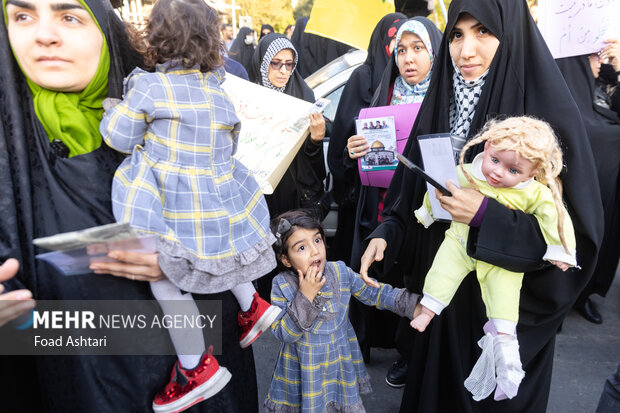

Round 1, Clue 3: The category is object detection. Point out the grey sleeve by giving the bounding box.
[286,292,327,331]
[393,289,419,320]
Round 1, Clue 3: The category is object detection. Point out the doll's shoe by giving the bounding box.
[238,292,282,348]
[153,347,231,413]
[493,334,525,400]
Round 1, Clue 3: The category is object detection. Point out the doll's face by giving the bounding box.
[481,141,538,188]
[280,228,327,277]
[449,13,499,81]
[5,0,103,92]
[396,32,431,86]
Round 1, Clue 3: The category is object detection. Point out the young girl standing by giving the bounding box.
[409,117,578,401]
[99,1,279,411]
[265,209,419,413]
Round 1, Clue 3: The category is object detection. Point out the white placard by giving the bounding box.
[538,0,620,59]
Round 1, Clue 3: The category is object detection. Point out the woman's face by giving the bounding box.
[449,13,499,81]
[5,0,103,92]
[396,31,431,86]
[268,48,294,88]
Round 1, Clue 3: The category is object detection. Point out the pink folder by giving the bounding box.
[358,103,421,188]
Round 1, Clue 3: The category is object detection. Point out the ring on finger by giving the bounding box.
[350,149,355,155]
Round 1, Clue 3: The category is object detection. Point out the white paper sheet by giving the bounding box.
[417,134,460,221]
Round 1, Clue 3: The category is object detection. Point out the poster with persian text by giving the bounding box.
[538,0,620,59]
[221,74,313,194]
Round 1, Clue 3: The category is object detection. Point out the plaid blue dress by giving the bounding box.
[265,261,418,413]
[100,62,275,293]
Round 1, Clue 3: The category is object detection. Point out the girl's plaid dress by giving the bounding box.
[100,62,275,293]
[265,261,418,413]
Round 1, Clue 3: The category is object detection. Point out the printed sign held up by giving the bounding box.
[221,74,314,195]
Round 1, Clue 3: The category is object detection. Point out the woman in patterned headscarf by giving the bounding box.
[344,16,442,386]
[250,33,327,298]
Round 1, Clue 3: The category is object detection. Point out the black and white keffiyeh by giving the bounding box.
[260,37,298,92]
[449,58,488,159]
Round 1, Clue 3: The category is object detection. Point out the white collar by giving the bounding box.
[471,153,534,189]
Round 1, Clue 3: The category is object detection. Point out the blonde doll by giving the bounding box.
[410,116,577,401]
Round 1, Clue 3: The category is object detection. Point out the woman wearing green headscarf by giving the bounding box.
[0,0,260,411]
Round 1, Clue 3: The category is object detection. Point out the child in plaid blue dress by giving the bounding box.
[265,210,420,413]
[99,1,280,412]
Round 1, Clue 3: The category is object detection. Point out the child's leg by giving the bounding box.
[150,279,205,369]
[412,225,475,332]
[233,282,282,348]
[230,282,256,312]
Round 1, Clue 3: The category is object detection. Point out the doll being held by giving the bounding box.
[410,116,578,401]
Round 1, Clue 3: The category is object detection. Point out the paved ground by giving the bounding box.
[254,265,620,412]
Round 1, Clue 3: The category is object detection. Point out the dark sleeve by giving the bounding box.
[326,66,373,185]
[294,137,326,206]
[466,198,548,272]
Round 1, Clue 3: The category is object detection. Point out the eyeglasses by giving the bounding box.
[270,60,294,71]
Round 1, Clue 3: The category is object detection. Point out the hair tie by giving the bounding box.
[274,218,292,250]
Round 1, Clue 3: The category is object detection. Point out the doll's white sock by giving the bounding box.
[231,282,257,312]
[150,279,205,369]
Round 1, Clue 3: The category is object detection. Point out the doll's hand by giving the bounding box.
[551,260,570,272]
[309,112,326,143]
[298,265,326,303]
[347,135,369,159]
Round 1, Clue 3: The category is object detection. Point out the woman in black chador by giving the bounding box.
[556,47,620,325]
[0,0,259,411]
[359,0,604,411]
[229,26,255,75]
[327,12,406,267]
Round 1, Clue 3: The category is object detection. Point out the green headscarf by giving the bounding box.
[3,0,110,157]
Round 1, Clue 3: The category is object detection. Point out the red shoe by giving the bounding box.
[238,292,282,348]
[152,347,231,413]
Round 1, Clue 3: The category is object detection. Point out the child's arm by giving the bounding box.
[347,265,419,319]
[99,71,152,154]
[414,192,435,228]
[269,269,326,344]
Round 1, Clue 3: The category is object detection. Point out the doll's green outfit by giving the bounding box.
[414,153,577,332]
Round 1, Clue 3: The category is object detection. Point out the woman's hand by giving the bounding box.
[347,135,369,159]
[309,112,326,143]
[0,258,35,327]
[89,251,164,282]
[436,181,485,225]
[298,265,326,302]
[602,38,620,72]
[359,238,387,288]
